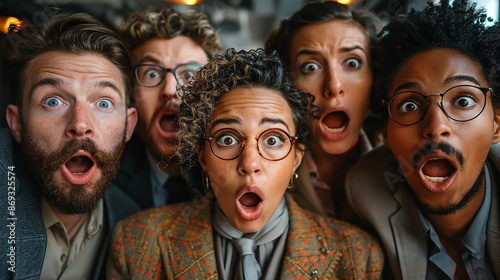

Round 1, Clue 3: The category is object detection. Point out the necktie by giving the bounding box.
[231,238,262,280]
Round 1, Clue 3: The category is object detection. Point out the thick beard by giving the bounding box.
[406,168,484,216]
[21,130,125,215]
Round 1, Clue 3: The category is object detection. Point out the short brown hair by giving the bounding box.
[3,11,132,108]
[121,6,221,59]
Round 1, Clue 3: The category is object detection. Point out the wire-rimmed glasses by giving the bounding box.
[204,128,299,161]
[384,85,494,126]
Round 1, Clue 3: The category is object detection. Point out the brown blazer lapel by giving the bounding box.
[279,196,342,279]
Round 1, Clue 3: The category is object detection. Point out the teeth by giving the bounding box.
[424,175,449,183]
[321,123,346,133]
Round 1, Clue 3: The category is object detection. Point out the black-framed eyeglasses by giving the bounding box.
[132,63,202,90]
[204,128,299,161]
[383,85,494,126]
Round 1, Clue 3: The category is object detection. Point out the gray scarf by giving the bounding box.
[212,197,289,280]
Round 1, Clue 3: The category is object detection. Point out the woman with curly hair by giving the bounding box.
[265,0,383,219]
[107,49,383,279]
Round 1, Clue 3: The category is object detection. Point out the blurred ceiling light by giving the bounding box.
[0,17,21,34]
[164,0,203,5]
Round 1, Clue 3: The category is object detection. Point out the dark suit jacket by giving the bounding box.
[107,194,384,279]
[345,144,500,280]
[113,134,197,210]
[0,128,141,280]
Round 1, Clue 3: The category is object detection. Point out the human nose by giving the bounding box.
[66,101,94,138]
[160,70,179,100]
[237,138,262,175]
[323,66,344,98]
[421,98,452,139]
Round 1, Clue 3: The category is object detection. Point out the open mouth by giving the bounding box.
[421,158,456,183]
[236,189,264,221]
[159,113,179,133]
[61,151,97,185]
[66,156,93,175]
[239,192,262,208]
[321,111,349,133]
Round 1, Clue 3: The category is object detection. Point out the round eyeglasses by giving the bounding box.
[204,128,299,161]
[384,85,494,126]
[132,63,202,90]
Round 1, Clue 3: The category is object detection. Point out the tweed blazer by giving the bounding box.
[107,194,384,279]
[345,144,500,280]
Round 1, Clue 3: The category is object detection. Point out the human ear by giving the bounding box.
[198,147,207,172]
[492,104,500,144]
[125,107,138,142]
[6,105,22,143]
[292,144,305,174]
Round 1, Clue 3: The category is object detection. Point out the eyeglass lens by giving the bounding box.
[209,128,294,161]
[134,64,202,87]
[388,85,489,125]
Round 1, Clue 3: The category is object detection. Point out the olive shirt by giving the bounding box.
[40,196,105,279]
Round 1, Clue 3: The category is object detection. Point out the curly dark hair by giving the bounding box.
[3,11,132,109]
[121,6,221,59]
[372,0,500,119]
[265,0,382,68]
[176,48,315,169]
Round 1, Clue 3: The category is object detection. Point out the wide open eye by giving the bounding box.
[344,57,361,69]
[214,131,242,147]
[97,99,113,109]
[300,62,320,74]
[398,100,420,113]
[43,97,62,107]
[145,69,161,79]
[452,95,478,109]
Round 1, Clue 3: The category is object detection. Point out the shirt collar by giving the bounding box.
[419,163,492,261]
[41,195,104,238]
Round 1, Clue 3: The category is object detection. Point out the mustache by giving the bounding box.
[43,138,107,172]
[412,142,464,168]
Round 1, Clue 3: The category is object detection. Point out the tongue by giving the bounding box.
[422,159,455,177]
[239,193,261,208]
[66,156,93,174]
[322,112,348,129]
[160,115,178,133]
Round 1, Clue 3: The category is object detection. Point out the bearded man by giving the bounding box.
[0,12,139,279]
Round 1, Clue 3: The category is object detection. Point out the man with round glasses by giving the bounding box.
[345,0,500,279]
[113,6,221,209]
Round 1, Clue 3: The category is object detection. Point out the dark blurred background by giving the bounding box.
[0,0,498,127]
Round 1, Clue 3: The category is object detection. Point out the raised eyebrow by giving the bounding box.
[211,118,240,129]
[29,78,60,97]
[393,82,421,94]
[136,56,162,65]
[294,49,319,62]
[96,81,123,100]
[443,75,481,86]
[340,45,367,54]
[260,118,290,131]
